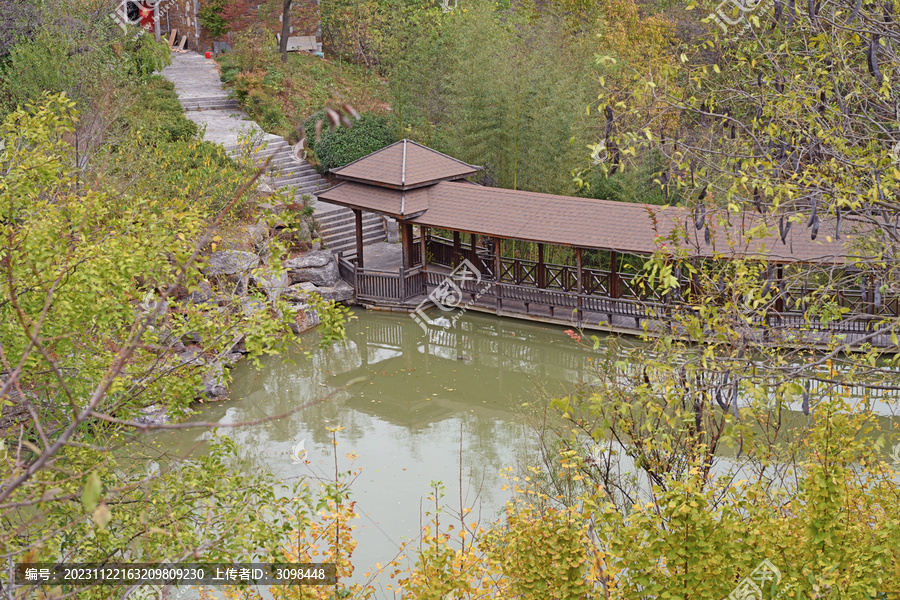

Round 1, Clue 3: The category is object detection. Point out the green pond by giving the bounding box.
[144,307,900,597]
[149,307,592,593]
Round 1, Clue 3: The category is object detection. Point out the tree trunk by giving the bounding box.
[279,0,292,63]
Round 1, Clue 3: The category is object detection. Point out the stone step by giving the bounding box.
[274,173,327,186]
[318,218,383,236]
[179,95,235,104]
[325,236,387,255]
[182,100,241,109]
[317,211,382,227]
[222,139,289,153]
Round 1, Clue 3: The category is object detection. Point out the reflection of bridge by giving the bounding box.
[318,140,898,348]
[349,311,900,419]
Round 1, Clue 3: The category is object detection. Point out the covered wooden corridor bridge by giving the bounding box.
[316,140,894,343]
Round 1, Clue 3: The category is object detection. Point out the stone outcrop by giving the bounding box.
[204,250,260,296]
[285,251,339,286]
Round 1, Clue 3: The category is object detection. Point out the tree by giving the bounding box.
[0,94,348,598]
[279,0,292,63]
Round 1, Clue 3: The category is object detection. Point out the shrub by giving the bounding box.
[314,113,396,172]
[119,75,198,143]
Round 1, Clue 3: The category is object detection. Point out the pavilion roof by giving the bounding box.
[330,139,481,190]
[317,180,856,263]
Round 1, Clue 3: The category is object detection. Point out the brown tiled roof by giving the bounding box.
[330,140,481,190]
[318,180,854,263]
[314,181,430,218]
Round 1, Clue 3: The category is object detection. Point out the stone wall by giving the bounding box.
[160,0,320,54]
[161,0,200,50]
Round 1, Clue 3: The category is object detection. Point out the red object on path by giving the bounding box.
[205,52,212,59]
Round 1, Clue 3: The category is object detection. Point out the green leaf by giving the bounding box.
[82,472,101,513]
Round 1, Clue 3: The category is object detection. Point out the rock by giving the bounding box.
[204,250,260,277]
[284,282,318,302]
[247,222,270,248]
[290,303,320,333]
[241,296,268,318]
[285,251,339,286]
[181,331,202,345]
[189,281,217,305]
[285,250,331,269]
[211,273,250,296]
[384,216,400,243]
[251,267,289,302]
[201,361,228,400]
[256,175,277,196]
[309,281,355,302]
[134,405,170,427]
[221,352,244,367]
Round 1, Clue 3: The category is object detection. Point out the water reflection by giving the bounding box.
[152,308,592,590]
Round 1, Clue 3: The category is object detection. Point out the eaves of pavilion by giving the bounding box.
[317,139,852,269]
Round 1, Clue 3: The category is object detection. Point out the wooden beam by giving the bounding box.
[354,209,364,269]
[537,243,545,288]
[453,231,461,268]
[576,247,583,326]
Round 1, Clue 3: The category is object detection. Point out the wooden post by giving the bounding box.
[401,222,411,269]
[494,237,502,314]
[775,264,784,313]
[453,231,461,268]
[537,243,546,288]
[354,209,364,269]
[470,233,478,271]
[609,250,619,298]
[420,225,428,270]
[576,248,583,326]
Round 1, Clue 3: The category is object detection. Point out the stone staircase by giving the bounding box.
[180,96,242,112]
[314,209,386,257]
[220,136,386,256]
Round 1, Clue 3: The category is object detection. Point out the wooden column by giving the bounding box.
[354,209,364,269]
[609,250,619,298]
[775,264,784,313]
[420,225,428,269]
[537,243,546,288]
[470,233,478,270]
[575,247,584,325]
[453,231,461,268]
[494,237,503,314]
[401,222,413,269]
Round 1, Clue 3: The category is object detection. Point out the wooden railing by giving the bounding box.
[356,265,425,303]
[337,255,356,287]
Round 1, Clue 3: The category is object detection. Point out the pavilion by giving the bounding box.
[316,140,890,341]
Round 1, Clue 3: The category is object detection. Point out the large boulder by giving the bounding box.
[251,267,290,302]
[204,250,259,276]
[310,281,355,302]
[204,251,260,296]
[285,251,339,286]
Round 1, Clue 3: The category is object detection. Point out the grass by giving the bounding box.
[218,50,390,139]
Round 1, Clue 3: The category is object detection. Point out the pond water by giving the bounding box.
[150,307,593,594]
[145,306,900,598]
